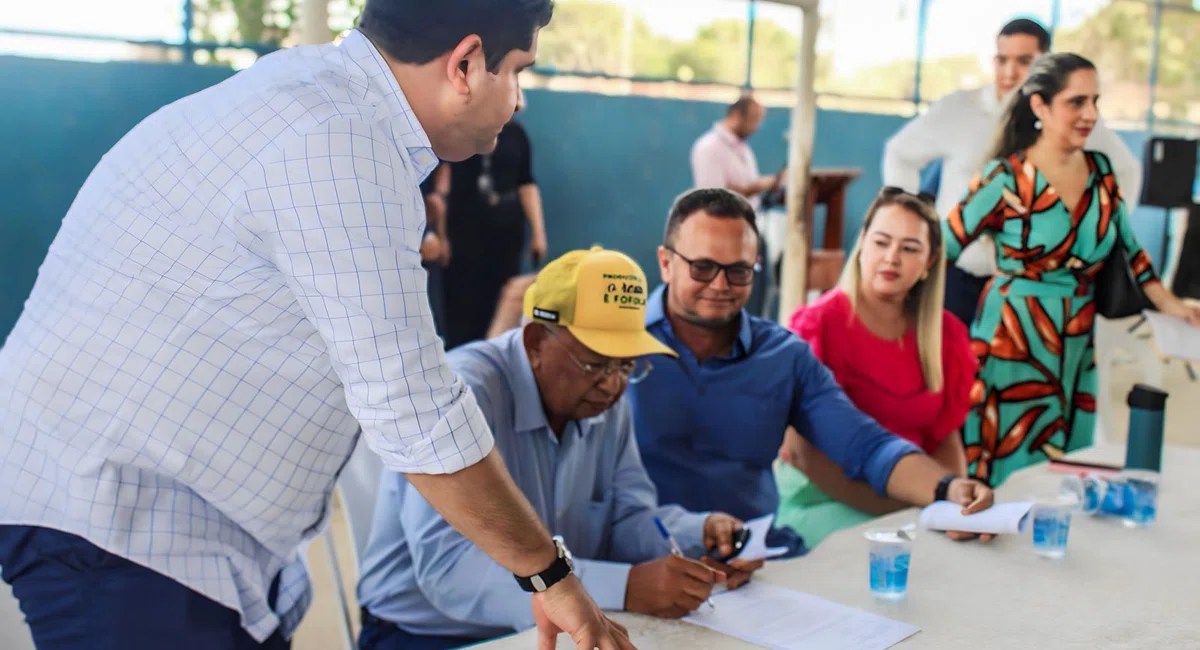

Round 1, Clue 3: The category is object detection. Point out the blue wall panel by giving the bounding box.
[0,55,236,339]
[0,54,1167,341]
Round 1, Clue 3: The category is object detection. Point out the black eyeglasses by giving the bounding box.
[665,247,760,287]
[879,185,937,206]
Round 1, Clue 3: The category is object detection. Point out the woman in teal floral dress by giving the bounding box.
[945,53,1200,486]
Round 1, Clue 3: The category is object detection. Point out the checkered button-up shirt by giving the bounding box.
[0,29,493,641]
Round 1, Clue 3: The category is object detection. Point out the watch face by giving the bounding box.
[552,535,575,570]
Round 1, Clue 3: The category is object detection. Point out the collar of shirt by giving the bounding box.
[713,122,748,149]
[644,284,753,359]
[502,329,606,438]
[341,29,440,181]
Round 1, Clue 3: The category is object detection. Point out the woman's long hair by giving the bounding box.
[838,189,947,393]
[988,52,1097,161]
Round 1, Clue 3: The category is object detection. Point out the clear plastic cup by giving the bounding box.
[1060,474,1128,517]
[1122,470,1159,528]
[865,528,913,600]
[1031,494,1078,559]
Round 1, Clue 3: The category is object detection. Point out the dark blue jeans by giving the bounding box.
[357,611,492,650]
[944,265,989,329]
[0,525,289,650]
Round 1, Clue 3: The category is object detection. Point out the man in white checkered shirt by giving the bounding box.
[0,2,635,649]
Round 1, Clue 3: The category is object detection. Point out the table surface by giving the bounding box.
[473,444,1200,649]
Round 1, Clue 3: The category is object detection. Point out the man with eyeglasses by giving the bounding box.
[356,246,763,650]
[629,188,995,558]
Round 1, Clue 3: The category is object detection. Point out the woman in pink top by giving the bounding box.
[775,187,979,547]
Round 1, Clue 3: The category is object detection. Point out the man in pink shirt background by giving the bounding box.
[689,94,785,316]
[689,96,785,211]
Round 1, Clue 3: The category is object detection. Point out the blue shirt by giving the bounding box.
[629,285,919,524]
[357,329,709,638]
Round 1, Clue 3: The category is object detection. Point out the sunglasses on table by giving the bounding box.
[664,247,760,287]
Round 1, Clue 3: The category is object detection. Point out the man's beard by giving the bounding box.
[676,308,740,331]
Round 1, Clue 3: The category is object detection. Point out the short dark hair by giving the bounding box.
[999,18,1051,52]
[357,0,554,73]
[727,95,759,117]
[664,188,759,246]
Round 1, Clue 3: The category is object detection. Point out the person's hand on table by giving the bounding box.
[533,575,636,650]
[700,513,764,589]
[701,512,743,559]
[625,554,724,619]
[1163,297,1200,327]
[699,556,763,590]
[943,477,996,543]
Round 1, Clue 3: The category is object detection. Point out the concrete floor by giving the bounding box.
[292,319,1200,650]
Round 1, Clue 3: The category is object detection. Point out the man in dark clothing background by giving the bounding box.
[441,93,548,349]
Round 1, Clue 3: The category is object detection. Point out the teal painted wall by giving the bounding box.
[0,55,1167,342]
[0,55,236,341]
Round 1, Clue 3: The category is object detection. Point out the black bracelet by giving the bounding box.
[933,474,956,502]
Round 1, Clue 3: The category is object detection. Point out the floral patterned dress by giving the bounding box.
[944,150,1158,486]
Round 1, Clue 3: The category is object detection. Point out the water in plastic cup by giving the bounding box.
[1060,474,1127,517]
[865,529,912,600]
[1031,494,1077,559]
[1122,470,1159,528]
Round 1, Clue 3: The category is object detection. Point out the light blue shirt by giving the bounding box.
[0,30,493,642]
[357,329,709,638]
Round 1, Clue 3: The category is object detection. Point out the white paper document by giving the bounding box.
[918,500,1034,535]
[735,514,790,562]
[682,581,920,650]
[1144,310,1200,362]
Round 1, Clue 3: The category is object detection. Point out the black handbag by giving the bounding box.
[1093,238,1154,319]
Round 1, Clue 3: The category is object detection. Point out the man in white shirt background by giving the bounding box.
[0,2,634,649]
[883,18,1143,326]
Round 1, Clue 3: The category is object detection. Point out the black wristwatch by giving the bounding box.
[934,474,957,502]
[514,535,575,593]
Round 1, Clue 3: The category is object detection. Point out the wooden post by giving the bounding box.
[777,0,820,325]
[299,0,330,45]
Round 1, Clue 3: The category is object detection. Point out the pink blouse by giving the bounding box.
[788,289,977,454]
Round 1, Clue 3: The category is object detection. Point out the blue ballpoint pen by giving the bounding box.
[653,516,716,609]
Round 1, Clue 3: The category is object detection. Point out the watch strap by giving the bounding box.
[934,474,956,502]
[513,553,572,593]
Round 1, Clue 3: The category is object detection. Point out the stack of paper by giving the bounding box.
[1144,310,1200,362]
[917,501,1034,535]
[682,581,920,650]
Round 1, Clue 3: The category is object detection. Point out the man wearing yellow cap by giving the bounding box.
[355,247,761,650]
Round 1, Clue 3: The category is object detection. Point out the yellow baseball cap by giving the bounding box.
[523,246,678,359]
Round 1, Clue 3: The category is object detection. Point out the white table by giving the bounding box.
[474,444,1200,649]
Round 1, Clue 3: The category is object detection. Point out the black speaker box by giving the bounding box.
[1139,137,1197,209]
[1172,205,1200,301]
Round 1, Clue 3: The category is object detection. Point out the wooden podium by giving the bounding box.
[800,168,861,300]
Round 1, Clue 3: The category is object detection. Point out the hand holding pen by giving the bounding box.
[616,516,722,618]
